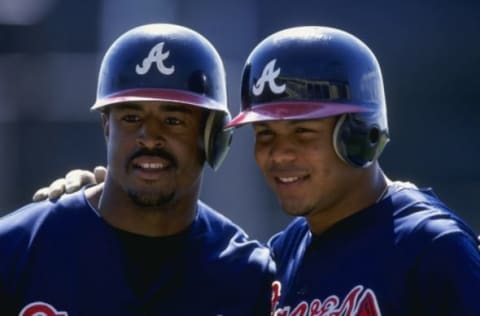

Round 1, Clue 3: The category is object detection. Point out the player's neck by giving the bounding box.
[86,179,199,237]
[306,164,390,235]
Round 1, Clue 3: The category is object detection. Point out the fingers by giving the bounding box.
[64,169,96,193]
[32,167,102,203]
[32,178,67,202]
[93,165,107,184]
[32,187,51,202]
[51,178,69,200]
[32,178,68,202]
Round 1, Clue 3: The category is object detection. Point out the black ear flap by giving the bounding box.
[333,114,388,168]
[204,111,233,171]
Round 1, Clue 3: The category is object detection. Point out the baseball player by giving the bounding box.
[31,26,480,315]
[225,26,480,315]
[0,24,274,315]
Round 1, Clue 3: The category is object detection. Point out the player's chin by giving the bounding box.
[127,189,175,208]
[279,199,312,217]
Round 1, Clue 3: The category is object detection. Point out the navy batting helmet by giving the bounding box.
[92,23,232,170]
[226,26,389,167]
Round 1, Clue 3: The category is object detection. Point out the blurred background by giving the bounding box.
[0,0,479,242]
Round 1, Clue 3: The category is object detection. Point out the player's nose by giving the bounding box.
[137,118,166,149]
[269,137,297,165]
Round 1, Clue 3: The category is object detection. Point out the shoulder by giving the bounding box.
[267,217,309,259]
[0,191,90,244]
[193,201,275,306]
[394,186,480,312]
[195,200,251,239]
[0,191,91,289]
[195,200,274,270]
[389,182,478,251]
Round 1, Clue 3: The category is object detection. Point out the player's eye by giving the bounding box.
[121,114,141,123]
[256,129,273,136]
[255,129,275,142]
[295,127,313,134]
[165,116,184,126]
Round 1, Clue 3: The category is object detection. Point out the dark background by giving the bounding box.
[0,0,479,242]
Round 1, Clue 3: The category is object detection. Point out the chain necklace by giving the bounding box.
[375,183,391,203]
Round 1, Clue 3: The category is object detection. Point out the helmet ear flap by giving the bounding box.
[333,114,388,168]
[204,111,233,171]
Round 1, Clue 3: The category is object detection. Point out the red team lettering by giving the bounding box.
[19,302,68,316]
[271,281,381,316]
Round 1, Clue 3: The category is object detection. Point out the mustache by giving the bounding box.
[127,148,178,168]
[268,163,307,174]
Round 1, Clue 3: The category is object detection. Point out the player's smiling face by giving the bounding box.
[102,101,205,208]
[254,117,365,222]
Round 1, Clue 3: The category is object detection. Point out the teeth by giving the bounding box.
[278,176,300,183]
[140,162,164,169]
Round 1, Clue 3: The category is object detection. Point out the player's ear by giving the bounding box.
[101,111,110,140]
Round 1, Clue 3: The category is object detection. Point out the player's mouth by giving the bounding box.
[137,162,166,169]
[131,156,173,180]
[274,174,309,185]
[268,166,310,187]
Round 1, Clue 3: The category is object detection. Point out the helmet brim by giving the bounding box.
[225,102,370,128]
[91,88,227,113]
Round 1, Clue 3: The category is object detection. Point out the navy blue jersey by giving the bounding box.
[269,182,480,316]
[0,190,274,316]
